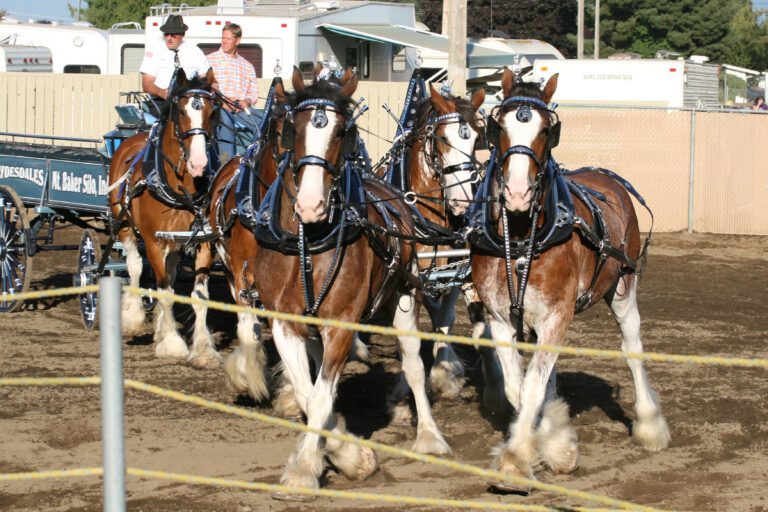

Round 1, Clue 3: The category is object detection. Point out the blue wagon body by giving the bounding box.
[0,141,109,213]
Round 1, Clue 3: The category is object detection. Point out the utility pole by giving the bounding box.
[577,0,584,59]
[445,0,467,95]
[594,0,600,59]
[442,0,449,35]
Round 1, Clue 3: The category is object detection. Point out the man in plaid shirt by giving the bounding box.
[209,23,260,163]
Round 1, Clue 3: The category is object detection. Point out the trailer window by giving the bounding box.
[200,44,263,77]
[121,44,144,74]
[344,45,369,79]
[64,64,100,74]
[392,46,406,73]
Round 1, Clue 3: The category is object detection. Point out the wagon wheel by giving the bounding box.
[0,185,33,313]
[74,228,101,330]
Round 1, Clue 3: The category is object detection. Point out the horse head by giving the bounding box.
[418,84,485,216]
[168,68,216,178]
[283,65,359,223]
[488,67,559,213]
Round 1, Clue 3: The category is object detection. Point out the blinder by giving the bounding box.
[485,115,501,150]
[281,117,296,150]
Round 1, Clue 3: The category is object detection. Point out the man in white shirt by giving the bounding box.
[139,14,212,119]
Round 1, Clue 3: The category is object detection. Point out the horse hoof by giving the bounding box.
[490,479,532,496]
[389,403,412,426]
[412,430,451,456]
[272,491,316,502]
[188,354,221,369]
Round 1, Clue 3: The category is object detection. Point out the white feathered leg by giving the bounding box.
[425,289,465,400]
[120,237,146,336]
[608,276,670,451]
[188,272,220,368]
[224,311,269,401]
[394,293,451,455]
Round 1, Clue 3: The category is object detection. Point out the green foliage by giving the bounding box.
[82,0,213,30]
[418,0,577,57]
[598,0,767,69]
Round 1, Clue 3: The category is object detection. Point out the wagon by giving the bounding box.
[0,95,153,328]
[0,94,261,328]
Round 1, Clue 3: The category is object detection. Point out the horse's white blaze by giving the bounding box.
[184,101,208,177]
[438,123,477,215]
[295,110,339,223]
[501,109,544,212]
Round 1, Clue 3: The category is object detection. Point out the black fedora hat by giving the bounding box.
[160,14,188,35]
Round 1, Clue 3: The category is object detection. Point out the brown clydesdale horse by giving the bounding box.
[207,78,290,402]
[471,68,670,492]
[107,69,219,367]
[249,67,453,498]
[385,84,489,415]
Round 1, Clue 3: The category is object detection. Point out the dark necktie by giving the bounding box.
[172,49,180,69]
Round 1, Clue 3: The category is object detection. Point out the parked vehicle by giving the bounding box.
[530,57,720,108]
[0,19,144,74]
[0,44,52,72]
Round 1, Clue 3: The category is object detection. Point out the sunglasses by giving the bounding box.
[163,33,182,38]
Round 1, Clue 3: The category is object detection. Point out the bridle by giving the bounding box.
[280,97,358,214]
[422,111,482,183]
[486,95,561,210]
[169,88,216,166]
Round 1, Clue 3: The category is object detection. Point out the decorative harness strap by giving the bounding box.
[470,94,653,337]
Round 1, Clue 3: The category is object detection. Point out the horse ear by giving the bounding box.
[470,87,485,111]
[274,77,287,102]
[292,66,305,93]
[313,62,323,79]
[501,67,515,98]
[339,70,358,98]
[429,83,451,114]
[339,67,353,85]
[541,73,558,104]
[175,67,188,89]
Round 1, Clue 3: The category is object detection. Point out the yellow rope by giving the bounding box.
[0,467,103,481]
[0,466,652,511]
[128,286,768,369]
[8,285,767,369]
[0,376,665,512]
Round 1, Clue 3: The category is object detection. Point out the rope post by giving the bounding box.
[99,276,126,512]
[687,109,697,233]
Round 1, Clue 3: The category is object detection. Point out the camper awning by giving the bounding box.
[317,23,517,68]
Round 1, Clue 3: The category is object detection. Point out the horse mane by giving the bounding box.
[292,79,355,112]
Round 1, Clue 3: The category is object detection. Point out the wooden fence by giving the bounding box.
[0,73,765,235]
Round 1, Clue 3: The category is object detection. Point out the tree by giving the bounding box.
[722,3,768,70]
[599,0,749,64]
[81,0,212,30]
[419,0,577,57]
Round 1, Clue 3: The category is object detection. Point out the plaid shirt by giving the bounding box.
[208,48,258,108]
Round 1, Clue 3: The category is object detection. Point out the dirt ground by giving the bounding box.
[0,229,766,512]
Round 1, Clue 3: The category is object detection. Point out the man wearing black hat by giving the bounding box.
[139,14,212,119]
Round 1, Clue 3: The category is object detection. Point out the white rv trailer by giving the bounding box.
[0,18,144,74]
[531,58,721,109]
[0,44,53,72]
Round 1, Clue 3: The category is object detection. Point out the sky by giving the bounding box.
[3,0,768,24]
[2,0,82,23]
